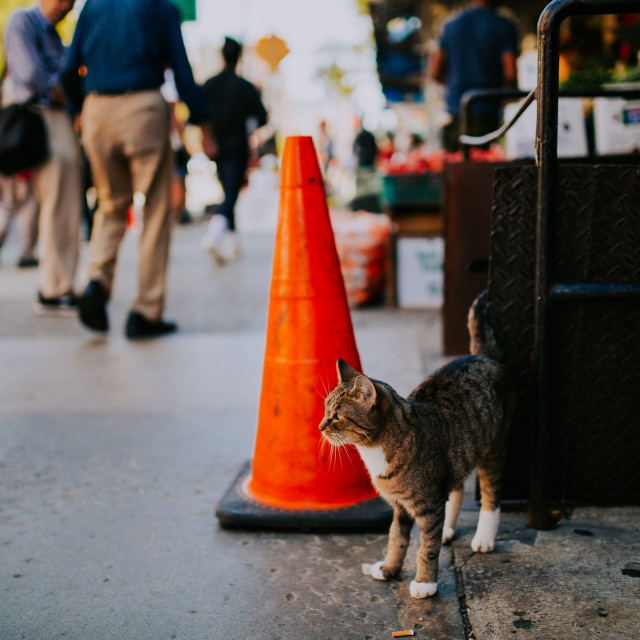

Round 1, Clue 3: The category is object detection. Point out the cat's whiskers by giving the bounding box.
[334,431,348,447]
[328,440,340,471]
[323,431,350,471]
[334,440,346,472]
[319,433,333,465]
[318,433,327,458]
[333,443,342,471]
[319,428,362,473]
[318,431,339,471]
[314,378,331,402]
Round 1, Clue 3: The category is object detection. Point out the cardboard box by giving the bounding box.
[505,97,588,159]
[593,97,640,155]
[396,236,444,308]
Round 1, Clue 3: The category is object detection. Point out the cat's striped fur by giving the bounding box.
[319,291,514,598]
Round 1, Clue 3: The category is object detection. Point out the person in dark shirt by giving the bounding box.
[428,0,519,152]
[61,0,206,339]
[352,125,378,168]
[201,37,268,265]
[350,122,380,212]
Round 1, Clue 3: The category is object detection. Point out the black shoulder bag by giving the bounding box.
[0,102,49,176]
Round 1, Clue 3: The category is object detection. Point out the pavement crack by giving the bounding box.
[453,548,475,640]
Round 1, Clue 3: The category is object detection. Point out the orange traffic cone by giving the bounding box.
[216,136,391,530]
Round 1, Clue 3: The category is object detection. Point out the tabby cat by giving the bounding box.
[319,291,514,598]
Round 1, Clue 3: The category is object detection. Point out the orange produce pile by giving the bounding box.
[330,209,391,307]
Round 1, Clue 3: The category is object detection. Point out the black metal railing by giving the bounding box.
[460,86,640,159]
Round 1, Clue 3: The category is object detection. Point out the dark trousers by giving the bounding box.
[216,152,247,232]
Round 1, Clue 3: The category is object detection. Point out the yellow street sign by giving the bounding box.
[256,35,289,71]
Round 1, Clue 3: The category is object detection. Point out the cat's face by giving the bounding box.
[319,359,379,447]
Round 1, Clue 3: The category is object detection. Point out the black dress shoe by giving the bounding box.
[17,256,39,268]
[34,291,77,316]
[125,310,177,339]
[78,279,109,332]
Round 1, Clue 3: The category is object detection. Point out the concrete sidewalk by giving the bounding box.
[1,199,638,639]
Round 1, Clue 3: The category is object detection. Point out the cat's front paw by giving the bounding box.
[471,508,500,553]
[442,526,455,545]
[471,533,495,553]
[410,580,438,599]
[362,561,387,580]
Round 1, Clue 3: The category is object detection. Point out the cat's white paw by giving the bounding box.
[471,508,500,553]
[471,534,495,553]
[410,580,438,599]
[362,561,386,580]
[442,526,455,544]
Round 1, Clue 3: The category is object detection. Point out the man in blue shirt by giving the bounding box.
[429,0,519,152]
[4,0,83,314]
[61,0,207,339]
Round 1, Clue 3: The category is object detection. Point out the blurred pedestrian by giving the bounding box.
[61,0,207,339]
[428,0,518,152]
[0,173,39,268]
[377,131,396,164]
[316,119,335,197]
[0,71,39,267]
[352,122,378,169]
[351,120,381,213]
[3,0,83,314]
[317,119,334,174]
[201,37,268,265]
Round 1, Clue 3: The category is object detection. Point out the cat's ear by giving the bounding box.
[353,375,377,408]
[337,358,361,384]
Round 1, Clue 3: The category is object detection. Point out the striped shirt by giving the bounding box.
[4,5,65,107]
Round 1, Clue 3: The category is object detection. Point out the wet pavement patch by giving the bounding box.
[621,562,640,578]
[513,611,533,630]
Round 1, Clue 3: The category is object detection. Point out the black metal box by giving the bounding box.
[487,164,640,504]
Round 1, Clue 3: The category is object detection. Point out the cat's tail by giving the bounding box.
[468,290,503,361]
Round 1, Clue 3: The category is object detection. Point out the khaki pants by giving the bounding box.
[31,108,83,298]
[0,174,39,259]
[81,91,172,321]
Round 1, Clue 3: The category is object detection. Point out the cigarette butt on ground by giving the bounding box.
[392,631,415,637]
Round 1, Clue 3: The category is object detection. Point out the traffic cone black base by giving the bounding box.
[215,461,393,532]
